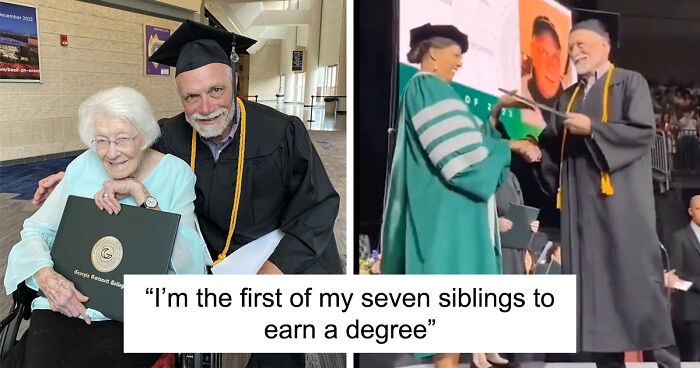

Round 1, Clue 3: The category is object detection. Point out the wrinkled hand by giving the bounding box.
[498,217,513,233]
[564,112,592,135]
[521,141,542,163]
[530,220,540,233]
[94,178,149,214]
[664,269,681,289]
[35,266,91,324]
[257,260,284,274]
[32,172,65,206]
[511,139,541,163]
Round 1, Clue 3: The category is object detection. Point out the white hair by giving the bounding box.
[78,86,160,151]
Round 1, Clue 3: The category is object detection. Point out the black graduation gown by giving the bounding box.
[153,100,342,274]
[496,171,527,275]
[545,68,674,352]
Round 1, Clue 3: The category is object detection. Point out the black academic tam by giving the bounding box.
[153,101,343,274]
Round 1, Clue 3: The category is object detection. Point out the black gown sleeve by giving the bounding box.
[533,98,564,196]
[588,72,655,173]
[267,117,340,274]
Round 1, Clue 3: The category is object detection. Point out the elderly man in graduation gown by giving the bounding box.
[541,9,675,364]
[32,20,342,368]
[34,20,342,275]
[147,21,342,277]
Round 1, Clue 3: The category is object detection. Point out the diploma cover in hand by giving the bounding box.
[500,203,540,249]
[46,195,180,322]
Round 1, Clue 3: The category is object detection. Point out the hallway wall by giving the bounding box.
[249,40,282,101]
[0,0,183,162]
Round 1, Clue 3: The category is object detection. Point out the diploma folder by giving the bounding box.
[500,203,540,249]
[46,195,180,322]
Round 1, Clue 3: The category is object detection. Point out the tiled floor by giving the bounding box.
[0,157,74,200]
[259,101,346,132]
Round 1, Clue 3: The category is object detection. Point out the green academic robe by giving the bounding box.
[381,72,511,275]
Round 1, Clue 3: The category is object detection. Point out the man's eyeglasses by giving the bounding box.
[91,136,137,149]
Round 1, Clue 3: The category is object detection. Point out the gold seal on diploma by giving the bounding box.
[91,236,123,273]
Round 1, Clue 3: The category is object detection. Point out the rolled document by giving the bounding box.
[498,88,568,119]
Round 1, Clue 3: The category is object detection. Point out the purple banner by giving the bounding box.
[145,25,170,76]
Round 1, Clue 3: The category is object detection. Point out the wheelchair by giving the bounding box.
[0,282,221,368]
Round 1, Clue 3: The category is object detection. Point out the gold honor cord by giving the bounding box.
[557,65,615,210]
[190,97,247,265]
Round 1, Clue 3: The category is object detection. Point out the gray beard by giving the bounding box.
[186,107,235,139]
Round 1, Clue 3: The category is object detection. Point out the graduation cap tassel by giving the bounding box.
[231,34,239,99]
[230,34,239,64]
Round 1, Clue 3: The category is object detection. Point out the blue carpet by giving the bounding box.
[0,157,76,200]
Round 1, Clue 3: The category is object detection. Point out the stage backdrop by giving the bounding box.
[398,0,572,139]
[0,1,41,82]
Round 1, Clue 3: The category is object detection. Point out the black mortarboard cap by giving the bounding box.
[148,20,257,76]
[409,23,469,53]
[571,8,620,48]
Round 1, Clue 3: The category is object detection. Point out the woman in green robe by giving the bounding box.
[380,23,540,368]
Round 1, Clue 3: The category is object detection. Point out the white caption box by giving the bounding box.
[124,275,576,353]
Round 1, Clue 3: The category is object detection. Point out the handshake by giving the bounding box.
[511,139,541,163]
[489,92,542,164]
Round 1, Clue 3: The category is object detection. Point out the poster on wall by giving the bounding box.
[292,47,305,73]
[145,25,170,76]
[398,0,572,139]
[519,0,574,131]
[0,1,41,82]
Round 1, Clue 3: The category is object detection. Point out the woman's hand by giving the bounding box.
[94,178,150,214]
[498,217,513,233]
[530,220,540,233]
[35,266,91,324]
[490,91,535,121]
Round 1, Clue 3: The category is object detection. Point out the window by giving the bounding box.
[325,65,337,96]
[295,73,305,103]
[316,67,326,96]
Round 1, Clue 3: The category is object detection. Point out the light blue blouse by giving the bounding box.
[4,150,208,321]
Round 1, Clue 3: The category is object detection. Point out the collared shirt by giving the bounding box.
[583,61,612,98]
[199,101,240,162]
[690,221,700,245]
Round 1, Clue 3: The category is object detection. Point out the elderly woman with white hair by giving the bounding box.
[3,86,207,367]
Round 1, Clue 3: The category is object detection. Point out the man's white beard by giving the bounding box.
[186,107,235,138]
